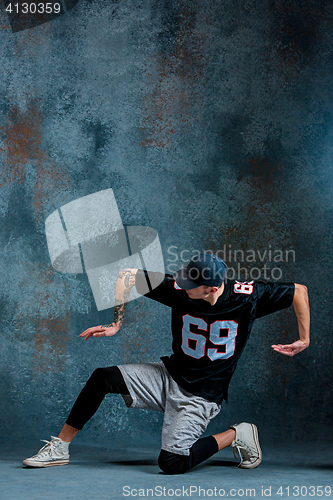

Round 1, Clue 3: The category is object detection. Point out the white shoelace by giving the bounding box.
[233,441,257,466]
[233,445,244,466]
[32,437,60,458]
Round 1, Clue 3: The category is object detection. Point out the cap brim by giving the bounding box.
[172,268,201,290]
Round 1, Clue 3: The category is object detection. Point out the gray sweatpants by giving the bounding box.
[118,361,221,456]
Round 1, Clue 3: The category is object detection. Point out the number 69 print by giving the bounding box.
[181,315,238,361]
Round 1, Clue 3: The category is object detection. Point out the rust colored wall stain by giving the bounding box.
[0,100,71,222]
[32,314,71,376]
[33,160,72,224]
[12,262,72,375]
[140,5,208,148]
[0,103,43,186]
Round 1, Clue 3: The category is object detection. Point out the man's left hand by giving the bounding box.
[271,340,308,357]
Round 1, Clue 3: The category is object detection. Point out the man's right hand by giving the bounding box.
[79,323,120,341]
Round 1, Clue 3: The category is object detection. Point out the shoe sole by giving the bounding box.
[238,424,262,469]
[22,459,69,468]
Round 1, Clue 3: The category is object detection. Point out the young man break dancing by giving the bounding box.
[23,253,310,473]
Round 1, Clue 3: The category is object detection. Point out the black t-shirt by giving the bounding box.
[135,270,295,404]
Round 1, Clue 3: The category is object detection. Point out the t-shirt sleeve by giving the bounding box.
[135,270,176,307]
[255,282,295,318]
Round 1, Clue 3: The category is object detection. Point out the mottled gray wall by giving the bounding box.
[0,0,332,448]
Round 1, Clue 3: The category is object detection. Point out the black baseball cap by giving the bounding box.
[173,253,228,290]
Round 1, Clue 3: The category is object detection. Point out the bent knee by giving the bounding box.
[88,367,108,387]
[87,366,118,396]
[90,367,104,378]
[158,450,190,475]
[88,366,128,397]
[90,366,120,382]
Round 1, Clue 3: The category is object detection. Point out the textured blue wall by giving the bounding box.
[0,0,332,448]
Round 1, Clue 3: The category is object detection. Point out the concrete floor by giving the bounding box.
[1,441,332,500]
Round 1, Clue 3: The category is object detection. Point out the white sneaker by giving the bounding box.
[23,436,70,467]
[230,423,262,469]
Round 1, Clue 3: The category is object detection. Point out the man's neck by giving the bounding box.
[204,282,225,306]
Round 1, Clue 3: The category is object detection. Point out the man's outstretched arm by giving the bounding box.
[271,283,310,357]
[80,268,139,340]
